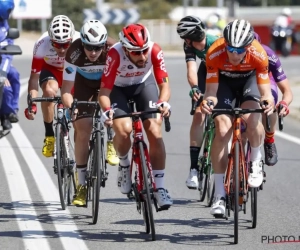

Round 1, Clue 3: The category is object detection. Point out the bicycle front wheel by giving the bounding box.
[139,141,155,241]
[91,130,102,224]
[233,141,239,244]
[55,123,69,210]
[250,187,257,228]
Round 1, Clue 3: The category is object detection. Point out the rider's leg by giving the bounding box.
[6,66,20,123]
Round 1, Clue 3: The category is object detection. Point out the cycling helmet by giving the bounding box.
[80,20,108,45]
[177,16,206,41]
[48,15,75,43]
[253,32,261,43]
[119,23,150,50]
[282,8,292,17]
[0,0,14,20]
[223,19,254,48]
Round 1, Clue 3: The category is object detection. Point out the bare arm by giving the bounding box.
[157,82,171,102]
[277,79,293,105]
[61,80,74,108]
[98,88,112,110]
[203,83,219,106]
[28,73,40,98]
[187,61,198,87]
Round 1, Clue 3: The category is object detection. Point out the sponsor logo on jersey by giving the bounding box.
[104,55,112,76]
[70,48,81,63]
[157,50,166,72]
[258,73,268,80]
[220,70,253,78]
[123,71,145,77]
[208,48,225,60]
[268,54,278,64]
[33,39,45,55]
[65,67,74,74]
[249,45,266,60]
[128,65,134,69]
[206,72,217,79]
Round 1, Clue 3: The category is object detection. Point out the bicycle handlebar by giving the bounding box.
[27,94,61,113]
[190,89,201,116]
[277,104,284,131]
[113,110,171,132]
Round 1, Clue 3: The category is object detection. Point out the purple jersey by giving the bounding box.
[262,44,287,83]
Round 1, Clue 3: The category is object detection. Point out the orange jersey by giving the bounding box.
[205,37,270,85]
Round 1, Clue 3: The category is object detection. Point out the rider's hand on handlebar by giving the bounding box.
[156,100,171,117]
[260,99,275,116]
[24,104,37,120]
[276,100,289,117]
[189,85,201,101]
[100,108,114,126]
[201,99,214,114]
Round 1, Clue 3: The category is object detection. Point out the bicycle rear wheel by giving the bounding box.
[206,165,214,207]
[55,123,70,210]
[233,141,239,244]
[139,141,155,241]
[91,130,102,224]
[250,187,257,228]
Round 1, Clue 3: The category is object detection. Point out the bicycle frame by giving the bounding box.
[130,115,156,198]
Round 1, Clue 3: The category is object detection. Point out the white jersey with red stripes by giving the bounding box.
[101,42,169,89]
[30,31,80,74]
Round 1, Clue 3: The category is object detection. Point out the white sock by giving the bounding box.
[118,154,130,167]
[214,173,226,198]
[250,145,262,161]
[153,169,165,189]
[77,167,87,185]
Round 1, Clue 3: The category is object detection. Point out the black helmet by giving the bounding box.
[223,19,254,48]
[177,15,206,42]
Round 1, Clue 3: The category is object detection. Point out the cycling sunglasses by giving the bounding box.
[126,47,149,56]
[226,45,247,54]
[51,41,71,49]
[83,43,105,52]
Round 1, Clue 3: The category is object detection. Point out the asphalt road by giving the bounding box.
[0,56,300,250]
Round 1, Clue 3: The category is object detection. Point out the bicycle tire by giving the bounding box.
[233,141,239,244]
[139,141,155,241]
[199,157,208,202]
[207,165,214,207]
[250,187,257,228]
[55,123,67,210]
[91,129,102,224]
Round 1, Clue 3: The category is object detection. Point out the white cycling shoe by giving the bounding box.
[248,160,263,188]
[186,169,198,189]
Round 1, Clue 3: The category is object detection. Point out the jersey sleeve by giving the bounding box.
[205,46,219,85]
[254,44,271,85]
[266,50,287,83]
[100,48,120,90]
[63,61,77,82]
[31,38,46,74]
[151,43,169,85]
[184,43,196,62]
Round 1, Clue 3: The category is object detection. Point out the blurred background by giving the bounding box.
[8,0,300,55]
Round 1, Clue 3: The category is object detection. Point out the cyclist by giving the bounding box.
[61,20,118,206]
[0,0,21,130]
[176,16,218,190]
[99,23,173,209]
[201,20,274,217]
[253,32,293,166]
[25,15,79,157]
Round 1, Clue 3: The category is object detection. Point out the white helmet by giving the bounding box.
[282,7,292,16]
[48,15,75,43]
[80,20,108,45]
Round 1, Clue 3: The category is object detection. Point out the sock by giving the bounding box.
[190,146,200,170]
[265,131,275,143]
[44,121,54,137]
[214,174,226,198]
[153,169,165,189]
[76,165,87,185]
[118,154,130,167]
[250,145,262,161]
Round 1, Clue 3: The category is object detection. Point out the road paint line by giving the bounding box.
[276,131,300,145]
[9,124,89,250]
[0,138,51,250]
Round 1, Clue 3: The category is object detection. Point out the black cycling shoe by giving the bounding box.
[264,141,278,166]
[8,113,19,123]
[1,116,12,130]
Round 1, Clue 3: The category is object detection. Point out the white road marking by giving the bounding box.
[0,138,51,250]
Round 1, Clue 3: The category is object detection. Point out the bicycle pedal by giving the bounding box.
[157,205,170,212]
[187,186,197,190]
[213,214,225,219]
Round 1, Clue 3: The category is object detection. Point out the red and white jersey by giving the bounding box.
[101,42,169,89]
[30,31,80,74]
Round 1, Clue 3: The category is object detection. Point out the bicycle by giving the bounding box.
[209,101,270,244]
[27,94,76,210]
[191,93,215,207]
[70,99,109,225]
[113,99,171,241]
